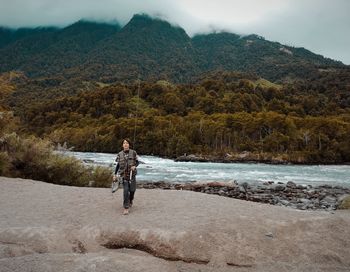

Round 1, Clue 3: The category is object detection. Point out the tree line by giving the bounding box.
[13,71,350,163]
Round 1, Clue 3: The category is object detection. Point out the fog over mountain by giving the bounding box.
[0,0,349,64]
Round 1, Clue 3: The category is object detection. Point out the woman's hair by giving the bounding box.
[121,138,132,147]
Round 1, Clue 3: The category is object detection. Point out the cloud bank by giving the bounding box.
[0,0,349,64]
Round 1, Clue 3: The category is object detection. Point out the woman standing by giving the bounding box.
[113,138,139,215]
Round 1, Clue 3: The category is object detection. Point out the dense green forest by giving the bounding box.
[4,69,349,164]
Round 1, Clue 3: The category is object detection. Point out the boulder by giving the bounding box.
[338,195,350,209]
[286,181,297,188]
[175,154,207,162]
[273,184,286,192]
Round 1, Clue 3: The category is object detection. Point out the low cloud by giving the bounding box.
[0,0,349,64]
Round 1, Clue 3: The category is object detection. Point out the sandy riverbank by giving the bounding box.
[1,176,350,271]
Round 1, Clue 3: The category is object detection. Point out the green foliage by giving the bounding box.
[0,152,10,175]
[90,166,114,188]
[5,133,53,178]
[0,111,19,135]
[44,154,91,186]
[1,132,112,186]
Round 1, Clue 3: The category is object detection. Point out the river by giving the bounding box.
[61,151,350,187]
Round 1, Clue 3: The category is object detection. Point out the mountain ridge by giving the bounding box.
[0,14,346,83]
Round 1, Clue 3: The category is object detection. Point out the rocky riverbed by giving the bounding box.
[137,180,350,211]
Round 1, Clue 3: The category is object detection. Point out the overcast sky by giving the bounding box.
[1,0,349,64]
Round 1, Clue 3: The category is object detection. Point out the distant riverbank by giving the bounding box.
[174,152,350,165]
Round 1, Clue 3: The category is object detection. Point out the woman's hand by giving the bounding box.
[112,175,117,181]
[131,166,136,171]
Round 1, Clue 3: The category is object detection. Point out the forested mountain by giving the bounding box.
[193,33,341,81]
[0,21,120,77]
[1,14,350,163]
[0,14,345,83]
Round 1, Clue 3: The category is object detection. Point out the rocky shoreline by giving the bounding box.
[137,180,350,211]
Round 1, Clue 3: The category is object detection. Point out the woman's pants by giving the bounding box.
[123,179,136,209]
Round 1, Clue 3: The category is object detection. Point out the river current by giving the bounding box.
[61,151,350,187]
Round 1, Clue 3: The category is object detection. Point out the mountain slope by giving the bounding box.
[0,14,346,83]
[193,33,342,81]
[84,14,198,82]
[0,21,120,77]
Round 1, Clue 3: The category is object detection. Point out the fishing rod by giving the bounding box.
[133,77,140,149]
